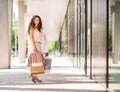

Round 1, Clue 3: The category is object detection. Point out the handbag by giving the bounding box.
[29,52,45,74]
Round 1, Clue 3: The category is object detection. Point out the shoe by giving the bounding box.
[36,79,42,82]
[32,79,37,84]
[31,75,42,83]
[35,76,42,82]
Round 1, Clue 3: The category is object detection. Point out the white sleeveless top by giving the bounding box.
[34,29,42,43]
[28,29,43,54]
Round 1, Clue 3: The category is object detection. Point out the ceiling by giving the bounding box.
[15,0,69,41]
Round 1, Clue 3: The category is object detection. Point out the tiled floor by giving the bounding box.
[0,56,107,92]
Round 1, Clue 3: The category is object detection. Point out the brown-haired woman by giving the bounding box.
[28,15,44,83]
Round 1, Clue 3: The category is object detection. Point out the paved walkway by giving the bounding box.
[0,56,107,92]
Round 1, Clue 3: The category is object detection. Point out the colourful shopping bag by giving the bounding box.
[29,52,45,74]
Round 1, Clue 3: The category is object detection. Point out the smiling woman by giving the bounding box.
[27,15,45,83]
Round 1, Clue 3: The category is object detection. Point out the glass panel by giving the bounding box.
[109,1,120,91]
[80,0,86,70]
[92,0,107,88]
[87,0,91,76]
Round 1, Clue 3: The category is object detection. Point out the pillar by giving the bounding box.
[0,0,13,68]
[18,1,26,63]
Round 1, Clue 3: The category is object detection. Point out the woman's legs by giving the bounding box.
[31,43,42,83]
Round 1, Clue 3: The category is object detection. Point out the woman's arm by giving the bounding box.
[29,27,38,52]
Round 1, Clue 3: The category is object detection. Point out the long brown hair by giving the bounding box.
[28,15,42,34]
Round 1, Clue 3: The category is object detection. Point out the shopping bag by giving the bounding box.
[29,52,45,74]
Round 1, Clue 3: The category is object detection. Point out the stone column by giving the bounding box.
[18,1,26,63]
[0,0,13,68]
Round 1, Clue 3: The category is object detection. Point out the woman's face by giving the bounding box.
[34,17,40,26]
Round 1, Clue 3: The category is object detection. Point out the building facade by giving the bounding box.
[0,0,120,91]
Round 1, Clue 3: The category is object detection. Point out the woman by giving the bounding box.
[28,15,45,83]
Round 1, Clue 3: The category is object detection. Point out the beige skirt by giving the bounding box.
[28,41,42,55]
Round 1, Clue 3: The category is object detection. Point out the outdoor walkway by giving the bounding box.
[0,56,107,92]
